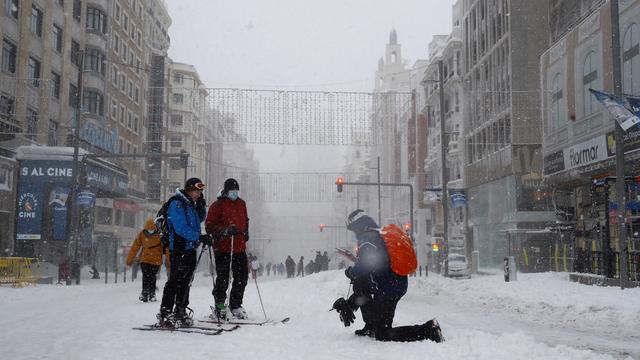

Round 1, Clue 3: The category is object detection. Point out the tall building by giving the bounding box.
[421,0,467,258]
[462,0,554,267]
[163,61,211,199]
[144,0,171,201]
[540,0,640,277]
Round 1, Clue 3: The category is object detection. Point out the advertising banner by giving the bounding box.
[450,189,468,208]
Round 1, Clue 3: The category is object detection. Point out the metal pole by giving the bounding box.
[377,156,382,225]
[611,0,628,289]
[70,50,84,282]
[183,154,189,184]
[409,184,414,241]
[439,60,450,277]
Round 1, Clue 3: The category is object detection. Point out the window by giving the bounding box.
[83,90,104,116]
[114,2,120,22]
[86,7,107,34]
[111,99,117,119]
[134,116,139,133]
[171,114,183,126]
[118,138,123,153]
[582,52,598,117]
[0,95,15,120]
[30,5,43,37]
[71,40,81,67]
[48,119,58,146]
[551,73,566,129]
[2,39,17,73]
[174,73,184,84]
[120,74,126,92]
[170,135,182,147]
[73,0,81,22]
[127,111,132,128]
[26,108,38,141]
[119,105,125,124]
[27,57,41,87]
[69,83,78,107]
[134,87,139,103]
[137,31,142,47]
[135,58,141,74]
[52,25,63,53]
[57,0,64,6]
[123,14,128,31]
[128,80,133,98]
[623,24,640,96]
[4,0,18,19]
[113,34,119,52]
[96,206,112,225]
[85,48,106,75]
[173,93,183,104]
[112,66,118,85]
[51,71,61,99]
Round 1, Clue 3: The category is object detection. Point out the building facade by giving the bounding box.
[462,0,555,267]
[540,0,640,279]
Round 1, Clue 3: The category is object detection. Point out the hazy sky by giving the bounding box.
[166,0,455,92]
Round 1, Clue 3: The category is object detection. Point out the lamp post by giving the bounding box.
[69,50,84,283]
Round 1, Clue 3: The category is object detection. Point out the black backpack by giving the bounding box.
[154,195,187,249]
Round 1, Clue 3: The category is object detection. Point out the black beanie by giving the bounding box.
[223,178,239,193]
[184,177,205,191]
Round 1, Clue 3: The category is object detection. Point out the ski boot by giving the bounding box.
[174,307,194,328]
[230,306,248,320]
[139,292,148,302]
[423,319,444,343]
[212,303,229,321]
[156,311,175,329]
[148,293,157,302]
[354,325,374,337]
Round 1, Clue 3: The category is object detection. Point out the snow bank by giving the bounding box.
[0,271,635,360]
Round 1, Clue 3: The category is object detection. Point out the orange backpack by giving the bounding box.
[380,224,417,276]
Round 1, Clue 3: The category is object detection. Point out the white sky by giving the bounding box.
[166,0,455,92]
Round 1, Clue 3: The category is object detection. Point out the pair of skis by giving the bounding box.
[133,317,290,335]
[133,323,241,336]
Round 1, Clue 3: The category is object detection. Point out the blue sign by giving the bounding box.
[450,189,468,208]
[86,164,128,195]
[80,120,118,153]
[77,189,96,207]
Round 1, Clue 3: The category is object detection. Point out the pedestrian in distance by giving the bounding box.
[297,256,305,277]
[322,251,330,271]
[157,178,209,328]
[126,218,170,302]
[332,209,443,343]
[314,251,322,273]
[285,256,295,278]
[206,178,250,320]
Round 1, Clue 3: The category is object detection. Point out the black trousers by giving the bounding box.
[353,282,427,342]
[160,249,196,316]
[141,262,160,296]
[213,251,248,309]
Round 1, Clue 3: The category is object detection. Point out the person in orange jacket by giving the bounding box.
[127,218,170,302]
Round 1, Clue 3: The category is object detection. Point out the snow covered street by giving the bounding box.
[1,271,638,360]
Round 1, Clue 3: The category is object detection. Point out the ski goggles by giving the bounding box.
[187,182,206,191]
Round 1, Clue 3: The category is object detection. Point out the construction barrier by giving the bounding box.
[0,257,38,287]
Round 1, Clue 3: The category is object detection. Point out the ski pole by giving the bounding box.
[225,233,235,309]
[252,266,268,320]
[207,244,215,289]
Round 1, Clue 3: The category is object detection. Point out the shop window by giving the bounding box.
[0,166,12,191]
[551,72,566,129]
[582,52,598,117]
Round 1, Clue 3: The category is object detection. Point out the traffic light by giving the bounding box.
[403,223,411,232]
[335,176,344,192]
[180,150,189,168]
[319,223,326,232]
[432,243,440,253]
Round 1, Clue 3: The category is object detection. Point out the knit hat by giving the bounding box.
[223,178,239,193]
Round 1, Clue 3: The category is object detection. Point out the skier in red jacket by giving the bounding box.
[205,178,250,320]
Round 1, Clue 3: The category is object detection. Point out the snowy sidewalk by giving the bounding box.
[0,271,638,360]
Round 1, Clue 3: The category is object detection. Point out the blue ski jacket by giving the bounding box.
[167,190,206,251]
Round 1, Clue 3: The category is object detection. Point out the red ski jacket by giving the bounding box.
[205,197,248,253]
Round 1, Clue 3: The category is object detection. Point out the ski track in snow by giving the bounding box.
[0,271,638,360]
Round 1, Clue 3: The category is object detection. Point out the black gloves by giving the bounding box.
[244,229,249,242]
[199,234,213,247]
[344,266,356,281]
[220,225,239,237]
[332,298,355,327]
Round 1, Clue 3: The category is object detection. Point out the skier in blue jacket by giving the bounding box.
[332,209,443,342]
[158,177,209,327]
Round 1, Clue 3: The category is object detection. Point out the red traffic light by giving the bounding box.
[319,223,326,232]
[336,176,344,193]
[403,223,411,231]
